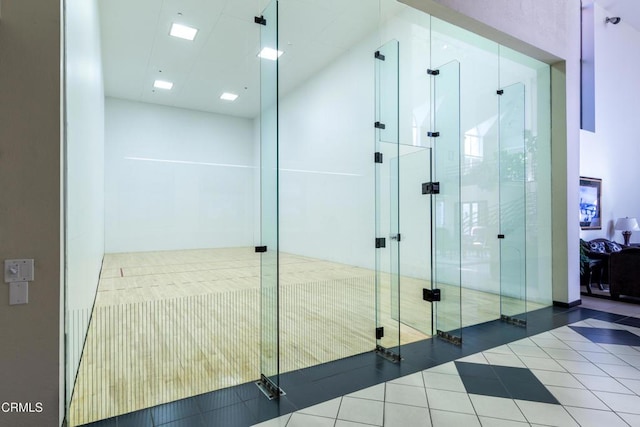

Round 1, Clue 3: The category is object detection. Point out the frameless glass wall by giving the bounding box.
[375,39,402,358]
[66,0,553,424]
[258,0,280,398]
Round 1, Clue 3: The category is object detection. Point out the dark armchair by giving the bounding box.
[581,238,625,289]
[609,248,640,299]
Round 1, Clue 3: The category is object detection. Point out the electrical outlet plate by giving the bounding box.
[9,282,28,305]
[4,259,34,283]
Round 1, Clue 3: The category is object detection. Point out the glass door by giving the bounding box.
[258,0,282,399]
[498,83,527,325]
[398,146,433,336]
[374,40,401,361]
[432,60,462,344]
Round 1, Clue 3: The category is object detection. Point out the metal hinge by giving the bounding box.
[375,238,386,248]
[376,327,384,339]
[423,288,441,302]
[255,246,267,253]
[374,121,386,129]
[254,16,266,25]
[501,314,527,327]
[422,182,440,195]
[497,89,504,95]
[427,69,440,75]
[375,51,386,61]
[427,131,440,137]
[497,234,505,239]
[437,330,462,346]
[374,152,383,163]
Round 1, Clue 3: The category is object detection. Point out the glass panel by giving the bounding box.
[499,83,527,323]
[260,0,279,390]
[375,40,400,353]
[432,60,462,342]
[377,41,399,144]
[275,0,380,375]
[399,146,432,335]
[499,45,553,310]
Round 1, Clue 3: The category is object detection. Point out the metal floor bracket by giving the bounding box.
[501,314,527,327]
[256,374,286,400]
[437,330,462,346]
[375,345,401,363]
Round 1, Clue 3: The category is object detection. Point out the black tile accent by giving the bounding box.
[201,402,258,427]
[234,382,263,402]
[117,409,153,427]
[245,395,297,424]
[455,362,559,404]
[157,413,204,427]
[195,387,242,413]
[617,316,640,328]
[569,326,640,346]
[151,398,201,426]
[493,365,558,404]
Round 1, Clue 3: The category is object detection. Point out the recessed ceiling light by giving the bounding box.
[153,80,173,90]
[258,47,283,61]
[170,23,198,41]
[220,92,239,101]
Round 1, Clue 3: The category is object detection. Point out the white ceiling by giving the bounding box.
[99,0,404,119]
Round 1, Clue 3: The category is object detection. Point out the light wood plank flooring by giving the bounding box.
[69,247,545,426]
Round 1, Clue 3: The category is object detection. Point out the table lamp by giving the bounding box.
[615,217,640,246]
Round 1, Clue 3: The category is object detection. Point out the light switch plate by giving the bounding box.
[9,282,28,305]
[4,259,34,283]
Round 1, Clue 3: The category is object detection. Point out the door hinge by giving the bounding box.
[374,152,383,163]
[376,327,384,339]
[423,288,441,302]
[254,16,266,25]
[422,182,440,195]
[427,131,440,138]
[374,51,386,61]
[427,69,440,75]
[375,238,386,248]
[255,246,267,253]
[497,234,505,239]
[374,121,386,129]
[497,89,504,95]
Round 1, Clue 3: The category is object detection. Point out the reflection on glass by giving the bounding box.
[260,0,279,395]
[432,60,462,343]
[499,83,527,324]
[375,40,401,357]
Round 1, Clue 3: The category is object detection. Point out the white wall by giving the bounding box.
[278,43,376,268]
[580,3,640,244]
[65,0,106,402]
[104,98,256,253]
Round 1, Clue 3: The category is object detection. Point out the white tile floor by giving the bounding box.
[253,302,640,427]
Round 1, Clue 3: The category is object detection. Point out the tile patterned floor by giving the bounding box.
[255,315,640,427]
[81,297,640,427]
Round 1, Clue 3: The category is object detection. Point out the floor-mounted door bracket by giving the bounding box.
[437,330,462,346]
[256,374,286,400]
[500,314,527,327]
[375,345,401,363]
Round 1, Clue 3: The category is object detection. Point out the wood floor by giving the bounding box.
[69,247,545,426]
